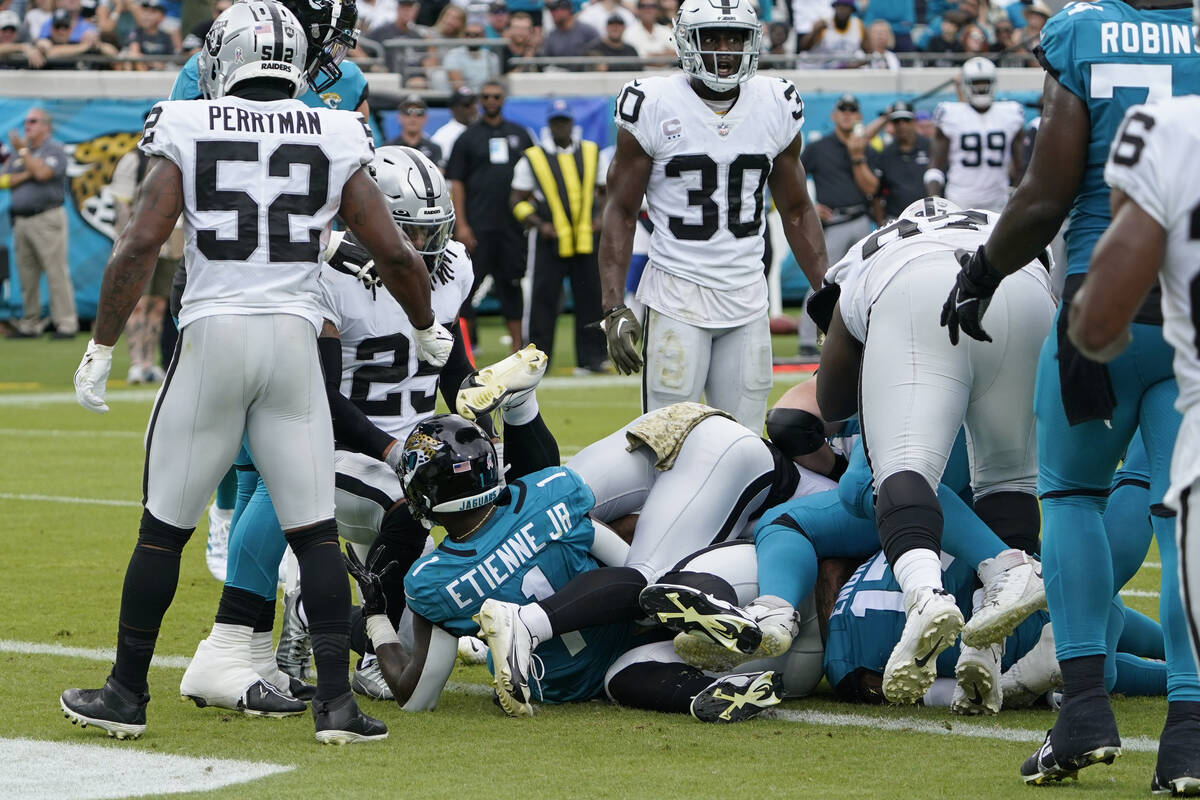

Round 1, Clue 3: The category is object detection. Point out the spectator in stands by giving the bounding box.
[180,0,229,54]
[922,15,962,66]
[415,0,448,27]
[433,3,467,39]
[765,21,791,55]
[357,0,397,34]
[585,13,637,68]
[861,0,914,50]
[960,21,989,54]
[447,79,534,351]
[577,0,635,33]
[799,0,867,65]
[443,20,501,89]
[871,100,932,222]
[1020,0,1049,47]
[37,3,95,42]
[0,9,44,67]
[36,7,117,66]
[624,0,672,58]
[484,1,509,36]
[790,0,828,53]
[384,94,444,165]
[431,85,477,165]
[854,18,899,69]
[367,0,427,75]
[97,0,140,50]
[23,0,53,43]
[540,0,598,68]
[953,0,994,41]
[0,107,76,338]
[124,0,177,69]
[499,10,538,72]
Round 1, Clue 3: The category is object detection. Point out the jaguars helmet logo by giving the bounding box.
[402,431,444,474]
[66,130,142,241]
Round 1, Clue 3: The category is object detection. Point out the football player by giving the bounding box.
[1066,91,1200,795]
[63,0,447,743]
[598,0,827,434]
[939,0,1200,786]
[924,57,1026,212]
[815,197,1054,704]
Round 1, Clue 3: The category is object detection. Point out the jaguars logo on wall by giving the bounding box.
[66,130,142,241]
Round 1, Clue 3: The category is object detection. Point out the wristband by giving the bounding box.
[922,167,946,187]
[852,158,866,166]
[513,200,536,223]
[366,614,400,647]
[0,174,8,190]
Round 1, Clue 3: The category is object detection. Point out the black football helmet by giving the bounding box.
[399,414,502,522]
[278,0,359,93]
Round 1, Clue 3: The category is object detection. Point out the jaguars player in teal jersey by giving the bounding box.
[939,0,1200,788]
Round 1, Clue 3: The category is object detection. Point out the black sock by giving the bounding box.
[606,661,713,714]
[503,414,560,480]
[113,511,192,695]
[215,585,266,628]
[537,566,646,635]
[1165,700,1200,730]
[1060,654,1106,699]
[974,491,1041,556]
[254,597,276,634]
[288,520,351,701]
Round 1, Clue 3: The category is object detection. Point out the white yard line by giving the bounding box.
[0,492,142,508]
[1121,589,1161,599]
[0,427,142,438]
[1144,562,1161,569]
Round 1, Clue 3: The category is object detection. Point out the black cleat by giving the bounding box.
[185,680,306,717]
[313,691,388,745]
[287,676,317,702]
[690,671,783,723]
[1152,708,1200,796]
[638,584,763,655]
[61,676,149,740]
[1020,691,1121,785]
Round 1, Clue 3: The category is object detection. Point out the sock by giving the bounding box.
[921,677,957,707]
[892,548,944,597]
[605,661,713,714]
[215,584,266,628]
[208,621,252,650]
[1060,653,1106,699]
[250,629,280,682]
[502,414,560,480]
[503,391,539,426]
[289,521,351,701]
[254,596,276,633]
[517,603,552,645]
[536,566,646,634]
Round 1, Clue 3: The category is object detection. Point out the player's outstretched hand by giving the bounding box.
[413,323,454,368]
[602,304,643,375]
[74,340,113,413]
[344,544,398,618]
[941,246,1002,346]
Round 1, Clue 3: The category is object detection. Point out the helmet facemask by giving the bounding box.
[396,208,455,275]
[674,0,760,93]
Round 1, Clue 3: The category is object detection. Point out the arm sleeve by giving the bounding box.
[436,320,473,414]
[510,155,535,192]
[318,335,396,459]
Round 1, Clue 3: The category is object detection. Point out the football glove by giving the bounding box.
[74,339,114,413]
[602,304,643,375]
[383,439,404,472]
[413,322,454,368]
[344,545,398,618]
[941,246,1004,346]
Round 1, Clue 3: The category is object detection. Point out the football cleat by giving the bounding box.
[313,691,388,745]
[352,655,393,701]
[61,676,149,740]
[1152,711,1200,796]
[474,599,536,718]
[882,587,964,705]
[1000,622,1060,709]
[205,503,232,582]
[276,587,312,681]
[457,635,489,665]
[951,643,1002,716]
[962,548,1045,648]
[690,671,783,723]
[1020,690,1121,784]
[181,637,306,716]
[639,584,763,655]
[745,595,800,657]
[455,344,548,421]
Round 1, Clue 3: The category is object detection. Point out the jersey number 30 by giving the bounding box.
[665,153,770,241]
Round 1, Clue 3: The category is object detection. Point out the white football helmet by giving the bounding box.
[370,145,456,275]
[961,56,996,111]
[900,196,962,220]
[673,0,761,93]
[198,1,309,99]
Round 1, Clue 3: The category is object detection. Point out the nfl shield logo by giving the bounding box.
[716,121,730,137]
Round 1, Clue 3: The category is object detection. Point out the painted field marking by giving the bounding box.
[0,427,142,439]
[0,492,142,508]
[1121,589,1161,599]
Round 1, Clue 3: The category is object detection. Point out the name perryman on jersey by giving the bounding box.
[206,105,324,135]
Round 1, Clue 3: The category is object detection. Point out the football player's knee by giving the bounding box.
[136,508,193,554]
[766,409,828,460]
[285,518,339,557]
[657,569,738,605]
[875,471,942,564]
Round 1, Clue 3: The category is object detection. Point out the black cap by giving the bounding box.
[606,12,625,24]
[835,93,859,112]
[401,93,427,110]
[887,100,914,121]
[489,1,508,11]
[546,0,572,10]
[52,8,73,26]
[449,86,477,107]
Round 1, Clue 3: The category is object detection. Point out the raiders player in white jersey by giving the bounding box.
[814,197,1053,704]
[64,1,450,744]
[598,0,827,434]
[924,58,1026,213]
[1070,97,1200,714]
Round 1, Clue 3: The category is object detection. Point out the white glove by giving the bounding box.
[412,323,453,368]
[384,439,404,472]
[74,339,114,413]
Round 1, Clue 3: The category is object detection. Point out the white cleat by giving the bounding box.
[962,549,1045,649]
[474,599,536,717]
[205,504,232,583]
[180,637,306,717]
[457,635,489,665]
[1000,622,1061,709]
[456,345,548,421]
[882,587,964,705]
[351,655,393,701]
[951,643,1003,716]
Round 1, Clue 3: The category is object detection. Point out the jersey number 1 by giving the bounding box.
[521,566,587,656]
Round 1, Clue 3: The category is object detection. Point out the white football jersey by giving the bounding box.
[140,96,375,332]
[934,100,1025,213]
[827,207,1052,342]
[1105,98,1200,508]
[319,236,472,440]
[615,73,806,294]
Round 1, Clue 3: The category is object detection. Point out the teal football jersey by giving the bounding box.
[404,467,635,703]
[1037,0,1200,275]
[169,52,369,111]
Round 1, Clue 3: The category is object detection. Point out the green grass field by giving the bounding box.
[0,318,1172,799]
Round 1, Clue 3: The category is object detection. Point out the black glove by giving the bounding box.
[602,304,643,375]
[344,544,399,618]
[940,246,1004,345]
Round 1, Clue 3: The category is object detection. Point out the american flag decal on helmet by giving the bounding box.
[452,461,472,474]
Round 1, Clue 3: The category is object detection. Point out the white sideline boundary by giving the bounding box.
[0,737,292,799]
[0,639,1158,753]
[0,492,142,508]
